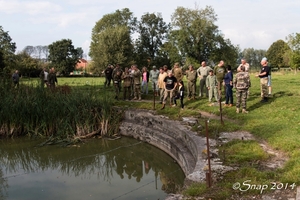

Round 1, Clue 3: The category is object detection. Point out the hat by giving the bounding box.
[153,66,156,69]
[209,69,213,72]
[261,57,267,61]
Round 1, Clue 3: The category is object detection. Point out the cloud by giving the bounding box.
[0,0,61,15]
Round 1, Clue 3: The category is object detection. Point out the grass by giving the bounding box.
[8,71,300,198]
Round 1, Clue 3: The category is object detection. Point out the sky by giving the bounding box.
[0,0,299,57]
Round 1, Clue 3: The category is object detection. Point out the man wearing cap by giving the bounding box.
[149,66,160,96]
[213,60,226,100]
[256,57,270,102]
[186,65,197,100]
[131,64,142,100]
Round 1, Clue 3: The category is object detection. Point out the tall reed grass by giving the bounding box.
[0,78,121,141]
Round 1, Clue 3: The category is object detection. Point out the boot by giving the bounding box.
[161,103,165,110]
[236,108,240,113]
[242,109,248,113]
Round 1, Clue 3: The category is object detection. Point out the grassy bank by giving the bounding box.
[6,71,300,198]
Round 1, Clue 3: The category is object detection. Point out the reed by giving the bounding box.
[0,80,121,141]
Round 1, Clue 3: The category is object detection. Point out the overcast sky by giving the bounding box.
[1,0,299,56]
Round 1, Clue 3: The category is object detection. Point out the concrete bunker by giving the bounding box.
[119,108,208,182]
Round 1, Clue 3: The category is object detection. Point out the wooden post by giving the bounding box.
[205,120,212,187]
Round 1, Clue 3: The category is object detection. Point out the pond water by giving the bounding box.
[0,137,185,200]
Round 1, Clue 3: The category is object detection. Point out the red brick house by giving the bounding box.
[75,58,88,71]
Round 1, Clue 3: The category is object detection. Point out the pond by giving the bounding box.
[0,137,185,200]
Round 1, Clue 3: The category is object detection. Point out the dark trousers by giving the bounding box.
[225,84,233,104]
[105,77,112,87]
[173,95,184,108]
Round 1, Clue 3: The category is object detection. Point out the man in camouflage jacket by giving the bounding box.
[233,66,251,113]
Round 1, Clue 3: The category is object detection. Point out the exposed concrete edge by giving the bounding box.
[119,108,209,182]
[297,186,300,200]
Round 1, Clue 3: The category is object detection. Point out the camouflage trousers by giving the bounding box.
[236,89,248,109]
[134,84,141,99]
[260,77,268,98]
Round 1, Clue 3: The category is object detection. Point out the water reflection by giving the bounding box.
[0,137,184,199]
[0,169,8,199]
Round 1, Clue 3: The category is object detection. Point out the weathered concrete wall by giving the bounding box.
[119,108,208,182]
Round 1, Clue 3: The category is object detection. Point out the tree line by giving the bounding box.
[1,6,300,77]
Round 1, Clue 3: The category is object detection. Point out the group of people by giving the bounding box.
[11,67,58,90]
[105,57,272,113]
[103,63,185,108]
[39,67,58,90]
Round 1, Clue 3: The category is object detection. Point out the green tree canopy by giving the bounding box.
[169,6,238,67]
[15,51,41,76]
[266,40,290,68]
[134,12,170,67]
[91,26,132,72]
[286,33,300,70]
[0,26,16,73]
[48,39,82,75]
[89,8,135,72]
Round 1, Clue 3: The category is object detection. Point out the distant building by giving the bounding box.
[76,58,88,70]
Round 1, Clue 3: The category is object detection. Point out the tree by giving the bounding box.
[48,39,82,75]
[210,36,239,67]
[286,33,300,71]
[266,40,290,69]
[0,26,16,72]
[91,26,132,72]
[15,51,41,77]
[90,8,136,72]
[23,46,35,57]
[169,6,236,64]
[134,12,170,67]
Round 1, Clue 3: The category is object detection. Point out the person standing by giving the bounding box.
[224,65,233,107]
[149,66,160,96]
[172,80,185,110]
[206,70,219,105]
[237,58,250,72]
[233,66,251,113]
[122,67,132,100]
[213,60,226,100]
[172,62,183,83]
[237,58,251,97]
[141,67,149,95]
[268,64,272,96]
[131,64,142,100]
[186,65,197,100]
[157,67,167,104]
[12,70,20,88]
[48,67,57,90]
[161,71,177,109]
[256,57,270,102]
[104,64,113,87]
[197,61,212,98]
[112,65,122,100]
[39,68,49,88]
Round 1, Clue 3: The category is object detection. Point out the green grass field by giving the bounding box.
[21,71,300,198]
